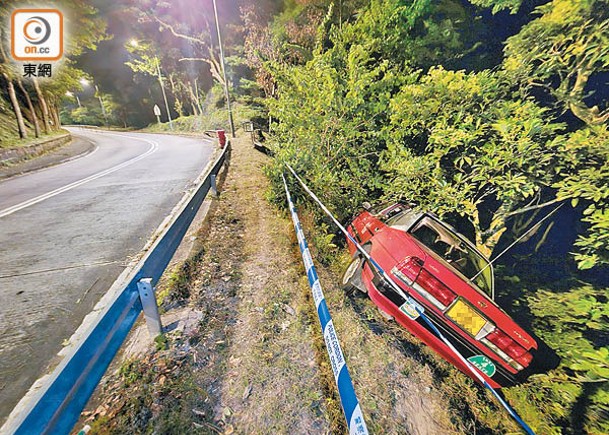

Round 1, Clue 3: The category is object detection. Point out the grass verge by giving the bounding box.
[79,130,588,434]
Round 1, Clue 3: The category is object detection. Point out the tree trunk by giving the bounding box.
[190,100,199,116]
[0,29,27,139]
[32,77,50,133]
[169,75,184,117]
[17,78,40,138]
[49,98,61,130]
[470,209,493,257]
[187,82,199,116]
[206,48,225,86]
[4,73,27,139]
[568,68,609,125]
[194,79,203,114]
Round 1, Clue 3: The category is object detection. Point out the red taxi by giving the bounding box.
[342,203,538,388]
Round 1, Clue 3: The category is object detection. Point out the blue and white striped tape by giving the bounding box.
[282,174,369,435]
[285,164,536,435]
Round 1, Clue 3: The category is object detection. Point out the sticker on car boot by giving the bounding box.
[399,298,424,320]
[467,354,496,377]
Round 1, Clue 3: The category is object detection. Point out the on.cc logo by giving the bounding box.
[11,9,63,61]
[23,16,52,45]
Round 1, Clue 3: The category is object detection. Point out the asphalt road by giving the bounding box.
[0,128,214,422]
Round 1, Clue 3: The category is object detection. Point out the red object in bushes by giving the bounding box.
[344,203,538,388]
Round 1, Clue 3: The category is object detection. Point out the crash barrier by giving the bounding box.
[285,164,536,435]
[2,143,230,435]
[282,174,369,435]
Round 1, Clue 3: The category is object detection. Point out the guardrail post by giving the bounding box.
[210,174,218,197]
[1,144,232,435]
[137,278,162,336]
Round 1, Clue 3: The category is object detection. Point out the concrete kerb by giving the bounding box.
[0,133,71,166]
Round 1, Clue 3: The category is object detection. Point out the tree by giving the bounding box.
[0,0,108,138]
[0,28,28,138]
[504,0,609,125]
[17,78,40,138]
[469,0,524,14]
[127,0,226,118]
[40,62,87,130]
[382,67,565,255]
[268,48,403,216]
[554,125,609,268]
[266,0,486,210]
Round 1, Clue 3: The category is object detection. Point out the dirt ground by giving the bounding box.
[80,134,519,434]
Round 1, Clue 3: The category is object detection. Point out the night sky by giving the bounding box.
[75,0,242,127]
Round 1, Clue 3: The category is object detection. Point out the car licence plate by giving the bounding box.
[446,299,486,337]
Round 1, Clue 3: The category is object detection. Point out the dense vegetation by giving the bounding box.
[240,0,609,433]
[2,0,607,432]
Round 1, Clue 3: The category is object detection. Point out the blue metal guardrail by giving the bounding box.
[3,142,230,435]
[282,174,369,435]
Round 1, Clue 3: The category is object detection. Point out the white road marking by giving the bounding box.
[0,133,159,219]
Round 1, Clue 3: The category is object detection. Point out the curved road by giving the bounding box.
[0,128,214,422]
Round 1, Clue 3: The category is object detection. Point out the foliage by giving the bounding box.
[0,1,108,140]
[267,44,404,219]
[258,0,609,267]
[469,0,524,14]
[247,0,609,432]
[332,0,480,72]
[125,41,163,79]
[504,0,609,125]
[555,125,609,268]
[60,92,121,126]
[266,0,485,221]
[143,85,262,134]
[514,285,609,433]
[382,67,565,254]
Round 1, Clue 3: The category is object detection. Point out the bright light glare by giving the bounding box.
[80,78,89,86]
[130,39,139,47]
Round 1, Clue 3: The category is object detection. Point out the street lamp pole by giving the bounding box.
[156,57,174,131]
[212,0,235,138]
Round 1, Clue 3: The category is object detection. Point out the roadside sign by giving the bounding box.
[153,104,161,116]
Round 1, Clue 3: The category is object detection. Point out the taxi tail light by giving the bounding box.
[395,256,423,281]
[485,329,531,362]
[394,256,456,309]
[416,268,457,309]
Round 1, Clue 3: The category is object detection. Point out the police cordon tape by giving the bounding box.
[285,164,536,435]
[282,174,369,435]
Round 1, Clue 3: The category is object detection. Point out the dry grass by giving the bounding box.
[81,132,522,434]
[82,134,331,434]
[210,135,331,433]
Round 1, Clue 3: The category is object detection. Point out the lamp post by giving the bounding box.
[212,0,235,138]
